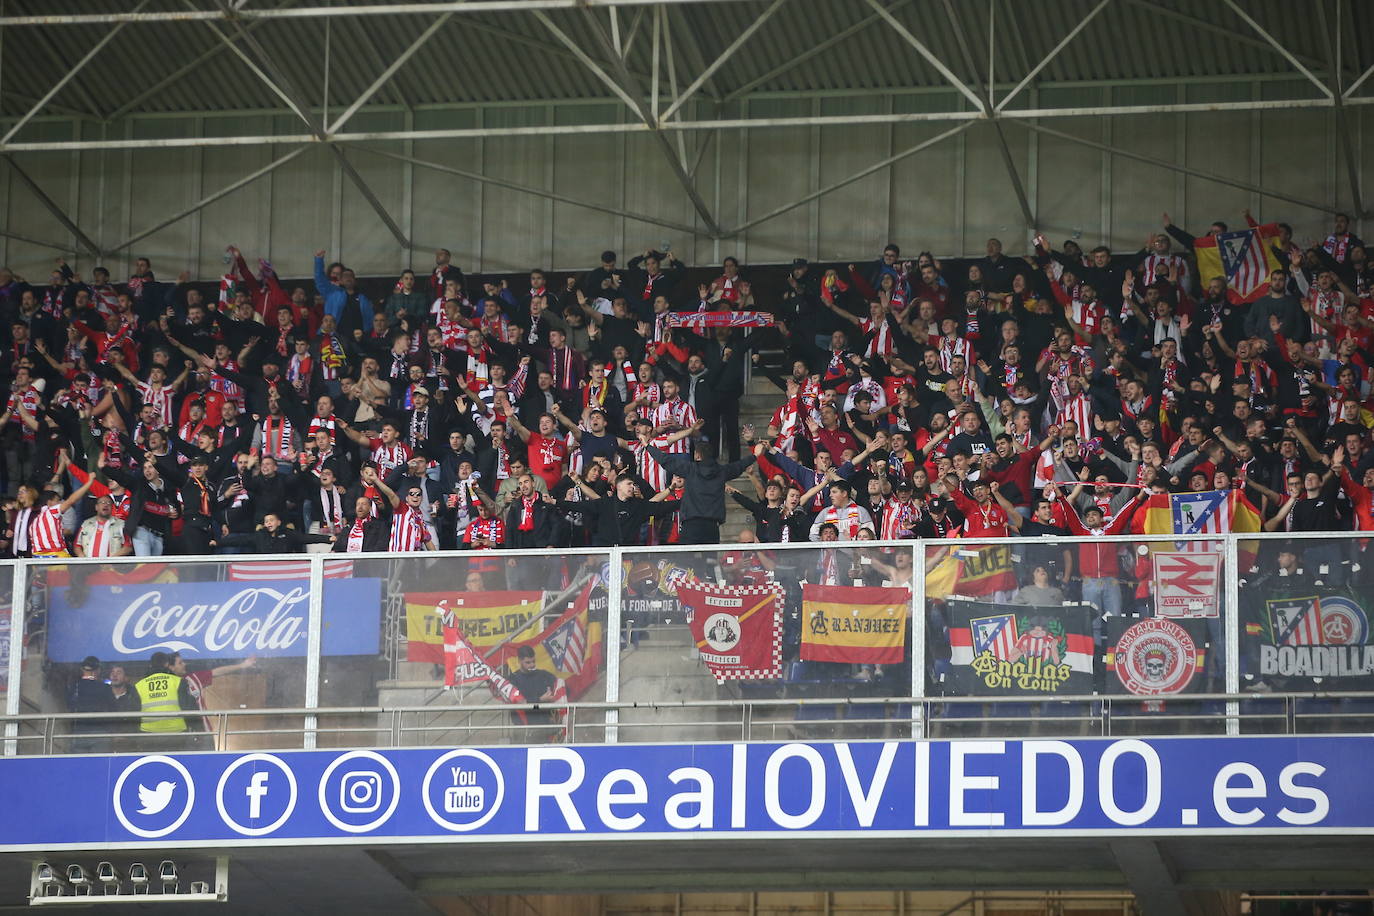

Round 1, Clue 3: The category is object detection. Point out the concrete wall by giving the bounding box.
[1,83,1366,285]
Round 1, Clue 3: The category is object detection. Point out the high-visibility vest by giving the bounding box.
[135,673,187,733]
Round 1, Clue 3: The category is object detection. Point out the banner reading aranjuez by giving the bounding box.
[677,580,783,682]
[46,578,382,661]
[943,600,1094,696]
[1244,586,1374,689]
[800,584,910,664]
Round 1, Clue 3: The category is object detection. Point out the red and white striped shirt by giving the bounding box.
[368,438,412,474]
[30,504,67,554]
[1140,253,1189,288]
[259,415,296,459]
[634,436,673,491]
[1056,393,1094,437]
[649,399,697,454]
[389,504,432,552]
[860,316,895,357]
[879,498,919,539]
[136,382,175,427]
[78,517,123,557]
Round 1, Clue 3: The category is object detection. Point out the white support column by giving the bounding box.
[1224,536,1240,737]
[604,548,623,744]
[807,96,820,261]
[304,553,324,750]
[910,543,925,739]
[4,562,27,755]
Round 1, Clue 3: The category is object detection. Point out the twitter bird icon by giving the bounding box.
[137,781,177,815]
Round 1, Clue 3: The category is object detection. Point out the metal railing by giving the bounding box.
[6,690,1374,756]
[2,530,1366,755]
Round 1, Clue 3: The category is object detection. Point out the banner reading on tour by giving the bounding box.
[1243,586,1374,689]
[1105,617,1210,696]
[676,580,783,682]
[405,590,543,663]
[944,600,1094,696]
[800,584,910,664]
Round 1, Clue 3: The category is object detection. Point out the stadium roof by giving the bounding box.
[1,0,1368,248]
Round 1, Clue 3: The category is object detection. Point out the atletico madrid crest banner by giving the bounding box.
[1194,222,1284,303]
[943,600,1094,696]
[1243,586,1374,690]
[1105,616,1210,697]
[676,580,784,682]
[799,584,910,664]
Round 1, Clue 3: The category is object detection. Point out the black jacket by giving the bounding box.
[647,447,756,523]
[555,494,676,547]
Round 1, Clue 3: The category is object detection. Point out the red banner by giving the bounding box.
[676,579,784,682]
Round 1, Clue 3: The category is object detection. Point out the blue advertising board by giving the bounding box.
[0,737,1368,851]
[46,579,383,661]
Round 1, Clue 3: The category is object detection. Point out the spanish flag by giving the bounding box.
[405,590,543,663]
[1194,223,1284,303]
[800,584,911,664]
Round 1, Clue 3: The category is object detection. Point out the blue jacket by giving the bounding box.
[314,256,375,327]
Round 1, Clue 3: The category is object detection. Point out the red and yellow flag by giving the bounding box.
[405,590,542,663]
[800,584,911,664]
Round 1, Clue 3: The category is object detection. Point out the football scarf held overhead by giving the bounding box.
[799,584,910,664]
[943,599,1094,696]
[438,611,526,712]
[664,311,776,329]
[676,579,784,682]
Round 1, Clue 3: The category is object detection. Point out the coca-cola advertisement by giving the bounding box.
[45,579,383,662]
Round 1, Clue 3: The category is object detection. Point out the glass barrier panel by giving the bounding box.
[0,562,11,707]
[923,533,1229,738]
[20,557,311,755]
[1238,533,1374,735]
[616,543,916,744]
[323,550,611,748]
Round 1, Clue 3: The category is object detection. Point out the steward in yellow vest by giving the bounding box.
[133,651,192,734]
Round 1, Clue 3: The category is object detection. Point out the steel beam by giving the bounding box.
[937,0,1035,230]
[354,145,702,236]
[107,146,307,253]
[1315,0,1364,218]
[1119,0,1326,71]
[1220,0,1333,99]
[864,0,984,111]
[1012,119,1341,215]
[659,0,785,122]
[0,0,151,144]
[724,0,914,102]
[206,5,412,249]
[533,11,641,113]
[1346,60,1374,99]
[9,0,104,118]
[0,0,750,27]
[329,12,452,132]
[725,121,974,236]
[1,154,101,256]
[107,0,296,121]
[997,0,1112,111]
[0,228,76,252]
[575,6,723,236]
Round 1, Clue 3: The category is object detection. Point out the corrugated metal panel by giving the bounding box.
[1,0,1370,119]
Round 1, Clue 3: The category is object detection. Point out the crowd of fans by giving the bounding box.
[0,210,1370,584]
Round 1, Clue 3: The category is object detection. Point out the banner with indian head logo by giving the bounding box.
[799,584,910,664]
[943,599,1094,696]
[1105,616,1210,697]
[676,579,784,682]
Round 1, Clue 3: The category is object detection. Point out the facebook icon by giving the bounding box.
[215,754,299,837]
[246,772,270,820]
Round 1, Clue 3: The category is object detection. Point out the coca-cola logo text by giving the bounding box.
[112,587,308,656]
